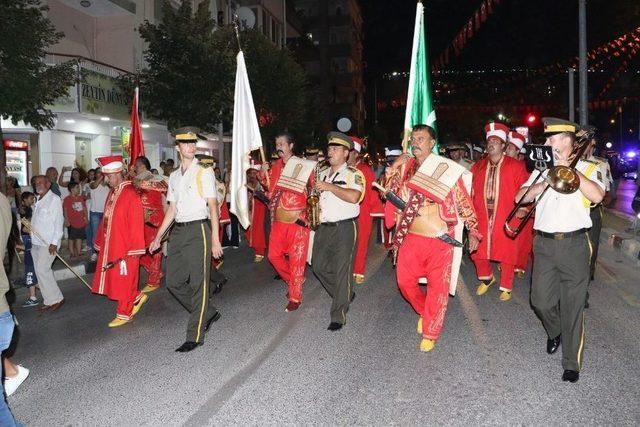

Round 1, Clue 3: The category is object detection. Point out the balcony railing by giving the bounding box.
[45,53,131,78]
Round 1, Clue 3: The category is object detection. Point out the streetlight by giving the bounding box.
[606,142,613,148]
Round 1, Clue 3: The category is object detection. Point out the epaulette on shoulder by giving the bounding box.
[347,166,359,173]
[199,161,214,169]
[593,156,606,162]
[583,159,598,165]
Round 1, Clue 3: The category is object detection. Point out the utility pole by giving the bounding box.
[568,68,575,122]
[578,0,588,126]
[283,0,287,49]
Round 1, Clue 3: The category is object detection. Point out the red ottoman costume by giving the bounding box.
[470,149,529,292]
[135,171,167,291]
[262,156,315,305]
[386,154,480,343]
[92,158,146,322]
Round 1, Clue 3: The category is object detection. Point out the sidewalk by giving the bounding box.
[602,207,640,263]
[10,241,95,288]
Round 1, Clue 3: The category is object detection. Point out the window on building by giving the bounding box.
[330,57,349,74]
[329,27,349,45]
[271,17,277,44]
[262,12,269,37]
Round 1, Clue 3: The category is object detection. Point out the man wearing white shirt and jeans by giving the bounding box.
[31,175,65,311]
[88,168,110,261]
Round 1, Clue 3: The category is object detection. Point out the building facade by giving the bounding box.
[293,0,364,134]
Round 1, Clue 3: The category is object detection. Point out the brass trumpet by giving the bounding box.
[504,128,595,238]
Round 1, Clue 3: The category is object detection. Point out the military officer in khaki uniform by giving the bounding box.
[150,131,224,353]
[312,132,365,331]
[516,118,605,383]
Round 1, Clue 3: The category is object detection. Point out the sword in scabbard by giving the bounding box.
[372,182,463,248]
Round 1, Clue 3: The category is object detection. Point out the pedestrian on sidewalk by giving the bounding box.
[92,156,148,328]
[31,175,65,312]
[88,168,109,262]
[63,182,88,259]
[0,192,23,425]
[17,192,39,307]
[150,131,223,353]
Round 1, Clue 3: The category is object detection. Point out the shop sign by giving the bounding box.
[3,139,28,150]
[80,69,130,121]
[48,85,79,113]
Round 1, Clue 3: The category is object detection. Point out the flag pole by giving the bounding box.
[233,16,270,189]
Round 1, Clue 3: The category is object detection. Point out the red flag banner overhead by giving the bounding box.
[128,87,144,169]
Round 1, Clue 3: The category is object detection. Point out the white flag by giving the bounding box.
[230,51,263,229]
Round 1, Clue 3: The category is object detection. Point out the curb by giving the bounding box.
[602,227,640,262]
[52,261,96,282]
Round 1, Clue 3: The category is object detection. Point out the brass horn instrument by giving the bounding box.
[504,128,595,238]
[307,160,328,231]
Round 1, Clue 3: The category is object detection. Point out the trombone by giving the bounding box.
[504,128,595,238]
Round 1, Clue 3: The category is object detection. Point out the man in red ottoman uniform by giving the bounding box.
[385,125,481,352]
[246,160,267,262]
[260,132,316,312]
[92,156,148,327]
[132,156,168,293]
[348,136,375,285]
[471,123,530,301]
[505,131,534,277]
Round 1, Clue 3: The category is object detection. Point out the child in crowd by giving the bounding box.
[17,192,39,307]
[63,182,88,258]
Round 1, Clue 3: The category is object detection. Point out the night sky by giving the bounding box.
[361,0,640,147]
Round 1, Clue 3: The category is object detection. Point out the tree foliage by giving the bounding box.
[136,1,321,149]
[0,0,77,186]
[0,0,76,129]
[136,0,235,132]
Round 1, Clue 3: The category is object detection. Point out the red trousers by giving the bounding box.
[397,233,453,341]
[268,221,310,303]
[353,213,373,276]
[140,251,163,287]
[114,258,143,320]
[473,259,515,291]
[140,224,162,287]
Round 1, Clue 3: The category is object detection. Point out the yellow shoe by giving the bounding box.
[253,255,264,263]
[515,269,525,279]
[132,293,149,317]
[420,338,435,352]
[499,291,512,301]
[476,277,496,296]
[141,284,159,293]
[353,274,365,285]
[417,317,423,335]
[108,317,130,328]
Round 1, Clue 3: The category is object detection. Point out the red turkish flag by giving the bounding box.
[128,87,144,169]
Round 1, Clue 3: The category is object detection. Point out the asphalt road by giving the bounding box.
[6,222,640,426]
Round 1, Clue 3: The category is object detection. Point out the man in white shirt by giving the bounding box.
[31,175,65,310]
[150,131,223,353]
[88,168,110,261]
[516,118,605,383]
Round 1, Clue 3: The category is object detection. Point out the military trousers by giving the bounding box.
[166,220,218,343]
[312,219,357,325]
[531,232,592,371]
[588,205,603,279]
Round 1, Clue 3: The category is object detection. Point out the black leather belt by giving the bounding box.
[535,228,587,240]
[320,218,357,227]
[175,219,208,227]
